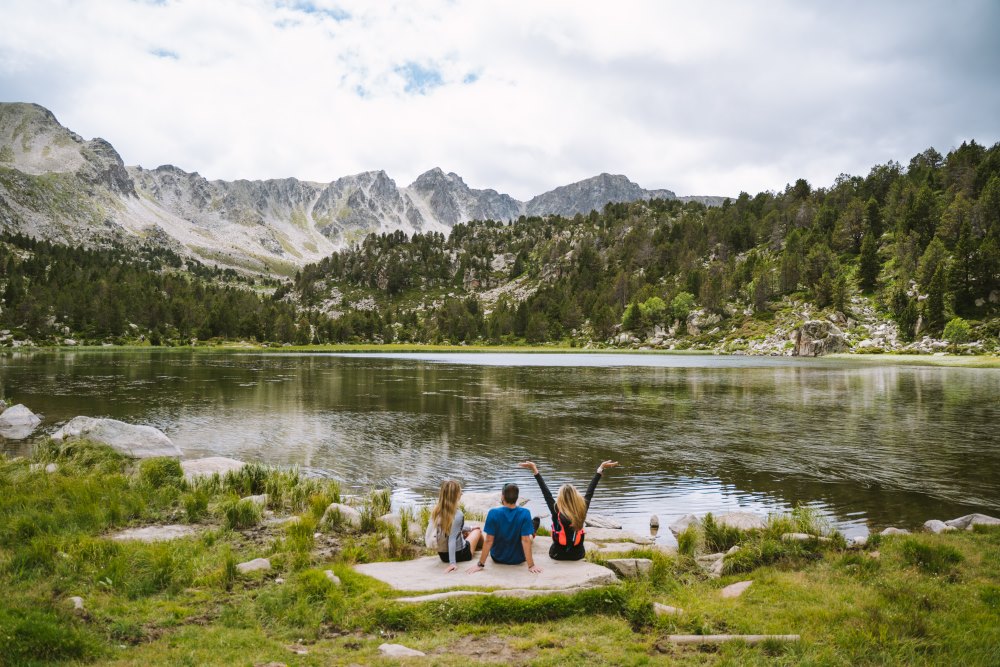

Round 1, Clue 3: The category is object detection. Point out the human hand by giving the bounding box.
[528,564,543,574]
[466,564,484,574]
[444,564,457,573]
[518,461,539,475]
[598,460,619,472]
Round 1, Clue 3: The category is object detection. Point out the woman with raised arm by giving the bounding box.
[431,480,483,573]
[518,459,619,561]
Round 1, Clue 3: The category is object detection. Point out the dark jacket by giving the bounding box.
[533,471,602,561]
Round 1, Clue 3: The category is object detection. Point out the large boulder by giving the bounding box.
[606,558,652,579]
[585,514,623,529]
[323,503,361,529]
[792,320,848,357]
[945,513,1000,531]
[923,520,956,534]
[668,513,701,537]
[0,404,41,439]
[715,511,766,531]
[51,417,181,458]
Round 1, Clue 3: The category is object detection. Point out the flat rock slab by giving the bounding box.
[591,541,653,554]
[946,513,1000,530]
[584,527,654,544]
[397,586,597,603]
[355,553,617,592]
[181,456,246,481]
[237,558,271,574]
[379,643,425,657]
[111,525,198,542]
[721,580,753,599]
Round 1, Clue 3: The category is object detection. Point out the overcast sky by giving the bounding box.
[1,0,998,199]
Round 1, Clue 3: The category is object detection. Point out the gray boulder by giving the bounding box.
[668,513,701,537]
[654,602,683,616]
[51,416,181,458]
[945,513,1000,531]
[584,514,622,529]
[323,503,361,529]
[236,557,271,574]
[880,527,910,536]
[0,404,41,439]
[606,558,653,579]
[380,512,423,541]
[715,511,766,531]
[720,580,753,599]
[792,320,848,357]
[923,520,956,534]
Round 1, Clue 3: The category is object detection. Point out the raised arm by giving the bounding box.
[585,460,619,507]
[519,461,556,517]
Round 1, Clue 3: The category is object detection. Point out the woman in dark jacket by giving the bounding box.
[518,459,619,561]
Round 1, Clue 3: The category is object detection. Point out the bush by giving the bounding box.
[943,317,971,345]
[900,538,963,575]
[703,513,743,553]
[219,497,263,530]
[139,457,183,488]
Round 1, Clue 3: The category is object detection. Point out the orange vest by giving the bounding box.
[552,513,584,547]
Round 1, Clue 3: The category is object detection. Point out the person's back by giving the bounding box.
[484,505,534,564]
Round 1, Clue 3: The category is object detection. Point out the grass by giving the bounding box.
[2,444,1000,665]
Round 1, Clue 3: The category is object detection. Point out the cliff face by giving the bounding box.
[0,103,723,274]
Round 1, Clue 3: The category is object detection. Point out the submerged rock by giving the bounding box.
[52,416,181,458]
[584,514,622,529]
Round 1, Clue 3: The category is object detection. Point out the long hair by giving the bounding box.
[556,484,587,531]
[432,480,462,534]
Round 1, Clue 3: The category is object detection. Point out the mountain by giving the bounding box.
[0,103,727,274]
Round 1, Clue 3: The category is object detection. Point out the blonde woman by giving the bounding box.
[518,460,619,561]
[431,480,483,573]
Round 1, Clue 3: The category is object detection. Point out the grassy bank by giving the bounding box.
[2,443,999,665]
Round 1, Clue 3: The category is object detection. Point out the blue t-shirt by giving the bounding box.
[483,505,534,564]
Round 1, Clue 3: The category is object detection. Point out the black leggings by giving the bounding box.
[438,542,472,563]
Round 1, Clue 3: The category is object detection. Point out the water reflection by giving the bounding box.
[2,350,998,541]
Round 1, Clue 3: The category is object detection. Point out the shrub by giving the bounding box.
[677,525,699,557]
[943,317,971,345]
[900,538,963,575]
[703,513,743,553]
[219,497,263,530]
[139,457,183,488]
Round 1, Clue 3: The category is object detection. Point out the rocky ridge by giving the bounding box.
[0,102,726,275]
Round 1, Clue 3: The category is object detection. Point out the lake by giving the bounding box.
[2,349,998,543]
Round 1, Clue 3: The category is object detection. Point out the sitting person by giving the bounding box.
[467,482,541,574]
[431,480,483,573]
[519,459,619,561]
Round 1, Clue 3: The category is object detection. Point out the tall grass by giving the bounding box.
[218,496,263,530]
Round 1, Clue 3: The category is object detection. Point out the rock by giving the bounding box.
[584,514,622,529]
[945,513,1000,531]
[654,602,683,616]
[285,644,308,655]
[781,532,832,543]
[253,663,287,667]
[324,570,341,586]
[650,515,660,529]
[606,558,653,578]
[274,578,285,584]
[848,535,868,549]
[591,541,653,554]
[236,558,271,574]
[668,513,701,537]
[686,309,721,336]
[378,643,425,658]
[355,554,617,592]
[696,552,724,568]
[181,456,246,481]
[726,545,741,555]
[242,494,268,507]
[0,404,41,428]
[64,338,77,346]
[52,416,181,458]
[583,527,654,544]
[45,462,58,473]
[880,527,910,536]
[715,511,766,531]
[68,596,85,611]
[112,525,198,542]
[323,503,361,529]
[792,320,848,356]
[923,520,957,534]
[720,580,753,599]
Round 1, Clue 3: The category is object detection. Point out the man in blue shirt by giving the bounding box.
[467,482,542,573]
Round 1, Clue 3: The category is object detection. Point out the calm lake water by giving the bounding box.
[2,350,998,543]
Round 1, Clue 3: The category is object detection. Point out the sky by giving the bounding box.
[1,0,999,200]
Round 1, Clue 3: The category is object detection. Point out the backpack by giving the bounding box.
[424,520,449,552]
[552,513,585,549]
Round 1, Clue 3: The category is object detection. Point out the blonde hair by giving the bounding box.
[432,480,462,534]
[556,484,587,531]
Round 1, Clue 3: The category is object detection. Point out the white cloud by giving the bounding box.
[1,0,998,199]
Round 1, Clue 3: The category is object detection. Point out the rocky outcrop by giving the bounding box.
[525,173,676,217]
[51,416,181,458]
[0,404,41,439]
[792,320,848,356]
[945,513,1000,531]
[607,558,653,578]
